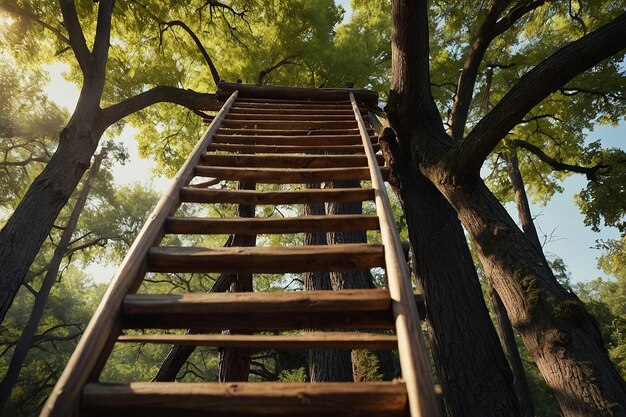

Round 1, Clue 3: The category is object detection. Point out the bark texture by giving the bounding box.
[387,2,626,415]
[439,179,626,417]
[487,279,535,417]
[381,132,521,417]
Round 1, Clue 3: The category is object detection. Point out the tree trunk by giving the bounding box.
[0,116,104,325]
[0,149,105,408]
[302,182,350,382]
[380,133,521,417]
[218,181,256,382]
[486,279,535,417]
[438,177,626,417]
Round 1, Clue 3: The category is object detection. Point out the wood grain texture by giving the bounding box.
[224,113,359,121]
[206,143,380,154]
[121,289,425,330]
[148,243,385,273]
[212,134,375,146]
[193,166,387,183]
[82,381,408,417]
[217,81,379,104]
[350,93,439,417]
[216,127,374,136]
[117,332,398,350]
[200,153,384,168]
[228,108,366,116]
[165,215,380,235]
[220,119,357,130]
[180,187,375,205]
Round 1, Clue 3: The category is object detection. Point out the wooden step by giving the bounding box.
[232,102,354,109]
[206,143,380,154]
[228,108,366,116]
[122,289,425,330]
[165,215,380,235]
[81,382,409,417]
[217,127,375,136]
[193,166,388,183]
[123,289,395,330]
[220,120,357,130]
[147,243,385,273]
[180,187,375,205]
[223,113,359,121]
[237,97,352,104]
[200,154,385,168]
[117,332,397,350]
[212,134,375,146]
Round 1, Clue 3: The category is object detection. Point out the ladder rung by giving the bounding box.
[81,382,409,417]
[212,134,375,146]
[147,243,385,273]
[223,113,359,121]
[121,290,425,330]
[200,154,384,168]
[216,128,374,136]
[237,97,352,104]
[220,120,357,130]
[206,143,379,154]
[228,108,366,116]
[117,332,398,350]
[179,187,376,205]
[193,166,387,183]
[122,289,397,330]
[165,215,380,235]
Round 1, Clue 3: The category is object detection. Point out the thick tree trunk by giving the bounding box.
[0,116,103,325]
[0,149,105,408]
[380,133,521,417]
[218,182,256,382]
[438,177,626,417]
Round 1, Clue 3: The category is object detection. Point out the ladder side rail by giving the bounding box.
[349,93,439,417]
[40,91,239,417]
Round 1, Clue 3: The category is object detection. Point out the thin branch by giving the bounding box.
[448,0,546,140]
[514,139,607,180]
[456,11,626,179]
[92,0,115,77]
[58,0,91,73]
[0,3,70,45]
[257,55,302,85]
[559,87,625,102]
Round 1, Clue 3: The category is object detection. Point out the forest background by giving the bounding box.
[0,1,624,416]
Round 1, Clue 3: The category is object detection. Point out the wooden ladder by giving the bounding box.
[40,88,440,417]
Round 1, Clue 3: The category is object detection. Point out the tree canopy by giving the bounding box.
[0,1,625,416]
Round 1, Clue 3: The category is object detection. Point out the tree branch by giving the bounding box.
[257,55,301,85]
[0,3,70,45]
[448,0,546,140]
[161,20,221,86]
[92,0,115,76]
[514,140,607,180]
[101,86,220,127]
[456,11,626,179]
[58,0,91,74]
[559,87,625,101]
